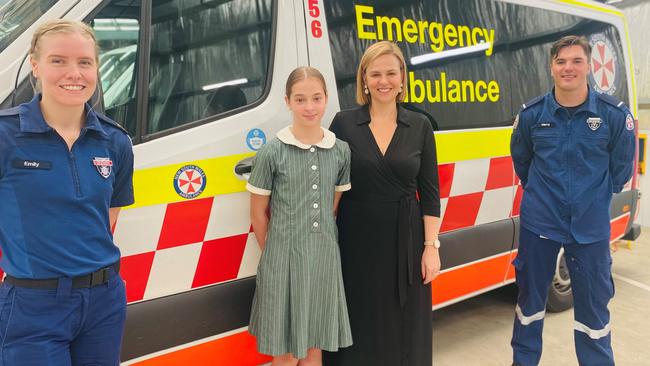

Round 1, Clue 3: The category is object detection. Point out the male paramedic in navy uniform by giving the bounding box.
[510,35,635,366]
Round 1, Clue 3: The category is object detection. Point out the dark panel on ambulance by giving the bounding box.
[513,216,520,250]
[610,189,639,234]
[324,0,630,131]
[439,218,514,270]
[121,277,256,361]
[611,189,637,218]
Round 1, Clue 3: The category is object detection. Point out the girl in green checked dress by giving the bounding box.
[246,67,352,366]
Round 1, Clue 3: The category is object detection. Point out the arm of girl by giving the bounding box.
[422,215,442,284]
[333,192,343,216]
[250,194,270,250]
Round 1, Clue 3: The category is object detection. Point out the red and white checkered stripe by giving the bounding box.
[0,154,629,303]
[113,156,524,303]
[439,156,521,233]
[113,192,261,303]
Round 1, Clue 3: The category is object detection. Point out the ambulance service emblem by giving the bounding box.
[626,114,634,131]
[589,33,618,95]
[586,117,602,131]
[92,157,113,178]
[174,165,207,199]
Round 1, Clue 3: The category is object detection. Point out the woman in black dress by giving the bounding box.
[323,41,442,365]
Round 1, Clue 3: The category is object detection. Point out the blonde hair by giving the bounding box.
[285,66,327,98]
[30,19,99,62]
[355,41,408,105]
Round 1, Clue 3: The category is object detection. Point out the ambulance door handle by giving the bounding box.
[234,157,253,181]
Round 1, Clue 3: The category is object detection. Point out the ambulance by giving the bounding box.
[0,0,640,364]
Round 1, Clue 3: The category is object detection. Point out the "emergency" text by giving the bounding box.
[355,5,496,56]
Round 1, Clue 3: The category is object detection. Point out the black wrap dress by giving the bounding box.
[323,105,441,366]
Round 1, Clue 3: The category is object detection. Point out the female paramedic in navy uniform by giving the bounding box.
[0,19,134,366]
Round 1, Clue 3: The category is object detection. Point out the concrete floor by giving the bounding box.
[432,228,650,366]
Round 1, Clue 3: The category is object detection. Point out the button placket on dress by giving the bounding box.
[308,146,322,233]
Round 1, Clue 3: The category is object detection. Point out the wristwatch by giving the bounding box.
[424,239,441,249]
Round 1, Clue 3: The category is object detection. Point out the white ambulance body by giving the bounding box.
[0,0,639,363]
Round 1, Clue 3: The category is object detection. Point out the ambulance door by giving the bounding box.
[78,0,296,361]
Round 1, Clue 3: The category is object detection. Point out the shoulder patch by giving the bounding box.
[0,106,21,117]
[521,95,544,111]
[597,93,628,111]
[96,113,129,135]
[626,114,635,131]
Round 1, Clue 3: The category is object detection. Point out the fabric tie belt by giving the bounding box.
[347,194,417,307]
[397,195,416,307]
[4,262,120,289]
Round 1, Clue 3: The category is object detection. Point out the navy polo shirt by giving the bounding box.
[0,95,134,278]
[511,87,635,244]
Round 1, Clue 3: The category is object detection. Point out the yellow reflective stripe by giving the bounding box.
[556,0,623,17]
[128,152,255,209]
[436,128,512,164]
[126,129,512,210]
[622,16,638,116]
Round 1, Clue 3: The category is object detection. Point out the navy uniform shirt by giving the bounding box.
[511,87,635,244]
[0,94,134,278]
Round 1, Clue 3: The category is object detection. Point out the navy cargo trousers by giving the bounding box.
[511,226,615,366]
[0,272,126,366]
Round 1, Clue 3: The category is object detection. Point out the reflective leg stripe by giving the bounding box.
[574,321,611,340]
[515,304,546,326]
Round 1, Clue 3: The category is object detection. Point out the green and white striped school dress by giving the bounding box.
[246,126,353,359]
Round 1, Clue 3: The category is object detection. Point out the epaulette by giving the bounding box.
[597,93,628,111]
[96,113,129,135]
[520,95,544,110]
[0,106,21,117]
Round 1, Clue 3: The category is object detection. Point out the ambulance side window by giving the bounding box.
[146,0,273,134]
[0,0,59,52]
[91,3,142,137]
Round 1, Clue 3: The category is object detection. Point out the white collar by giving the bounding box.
[276,126,336,149]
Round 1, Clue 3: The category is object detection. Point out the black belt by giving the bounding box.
[397,195,416,307]
[347,195,417,307]
[4,262,120,289]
